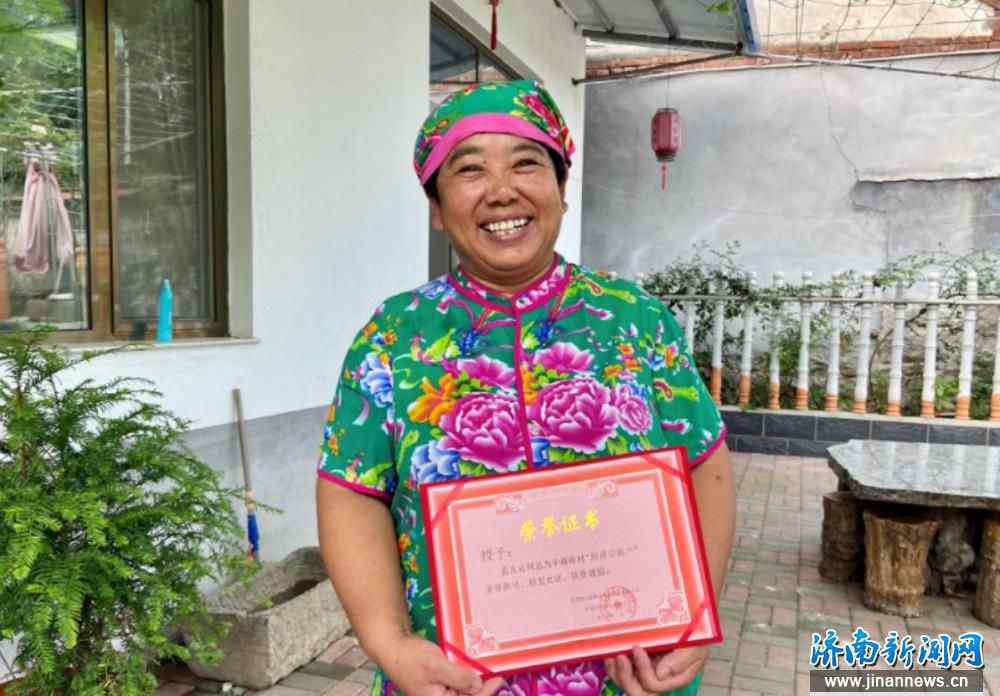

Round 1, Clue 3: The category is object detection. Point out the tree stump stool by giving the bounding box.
[819,491,864,581]
[862,509,941,617]
[974,515,1000,627]
[928,510,975,597]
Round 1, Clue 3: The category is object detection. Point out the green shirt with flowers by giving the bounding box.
[318,256,725,696]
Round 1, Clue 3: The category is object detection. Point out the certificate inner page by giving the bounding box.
[450,473,693,651]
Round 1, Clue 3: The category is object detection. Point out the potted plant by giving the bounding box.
[0,328,250,694]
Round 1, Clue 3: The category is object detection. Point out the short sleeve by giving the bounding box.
[317,316,398,501]
[646,300,727,469]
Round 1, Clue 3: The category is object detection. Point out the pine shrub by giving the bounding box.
[0,328,249,695]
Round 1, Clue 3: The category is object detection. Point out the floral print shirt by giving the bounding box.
[317,255,725,696]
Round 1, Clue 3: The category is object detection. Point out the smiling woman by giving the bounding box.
[429,133,565,293]
[315,80,735,696]
[418,81,574,292]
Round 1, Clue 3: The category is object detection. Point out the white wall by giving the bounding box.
[64,0,586,431]
[0,1,585,664]
[582,55,1000,283]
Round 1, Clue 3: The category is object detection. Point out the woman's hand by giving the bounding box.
[376,632,505,696]
[603,645,707,696]
[317,482,503,696]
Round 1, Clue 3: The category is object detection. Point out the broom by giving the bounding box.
[233,388,260,562]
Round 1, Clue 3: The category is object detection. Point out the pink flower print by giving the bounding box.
[444,355,516,388]
[537,661,607,696]
[612,384,652,435]
[657,593,690,625]
[465,624,499,657]
[497,676,530,696]
[661,418,692,435]
[439,392,524,472]
[528,378,617,453]
[532,342,593,374]
[521,93,562,139]
[559,125,576,158]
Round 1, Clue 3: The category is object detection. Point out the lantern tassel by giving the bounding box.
[661,163,668,192]
[490,0,499,50]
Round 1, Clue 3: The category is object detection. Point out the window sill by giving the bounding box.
[61,336,261,354]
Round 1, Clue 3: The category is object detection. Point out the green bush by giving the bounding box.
[0,329,250,695]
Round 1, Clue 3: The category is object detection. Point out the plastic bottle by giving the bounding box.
[156,279,173,343]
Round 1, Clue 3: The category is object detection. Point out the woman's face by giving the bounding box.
[429,133,566,293]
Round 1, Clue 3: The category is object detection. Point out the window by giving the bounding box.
[430,11,517,108]
[428,11,518,278]
[0,0,226,341]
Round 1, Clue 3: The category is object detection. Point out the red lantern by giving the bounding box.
[487,0,501,50]
[651,108,681,191]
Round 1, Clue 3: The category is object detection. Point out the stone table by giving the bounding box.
[827,440,1000,511]
[826,440,1000,621]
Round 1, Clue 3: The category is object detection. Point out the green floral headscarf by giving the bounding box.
[414,80,575,184]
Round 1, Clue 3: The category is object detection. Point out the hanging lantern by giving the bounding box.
[651,108,681,191]
[487,0,501,50]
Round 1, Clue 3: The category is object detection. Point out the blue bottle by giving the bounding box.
[156,279,173,343]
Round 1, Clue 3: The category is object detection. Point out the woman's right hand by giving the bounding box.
[376,633,505,696]
[316,482,500,696]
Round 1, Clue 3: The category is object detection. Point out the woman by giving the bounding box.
[316,80,736,696]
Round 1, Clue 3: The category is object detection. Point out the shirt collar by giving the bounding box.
[448,254,571,314]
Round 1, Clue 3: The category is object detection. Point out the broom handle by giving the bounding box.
[233,388,253,502]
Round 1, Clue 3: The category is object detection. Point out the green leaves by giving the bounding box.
[641,242,1000,415]
[458,460,488,477]
[397,429,421,466]
[0,328,246,694]
[548,447,590,464]
[605,435,629,455]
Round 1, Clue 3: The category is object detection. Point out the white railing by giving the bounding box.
[663,272,1000,421]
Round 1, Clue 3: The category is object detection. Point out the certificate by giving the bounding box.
[420,447,721,676]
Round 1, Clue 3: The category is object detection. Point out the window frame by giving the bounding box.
[63,0,228,344]
[430,9,520,86]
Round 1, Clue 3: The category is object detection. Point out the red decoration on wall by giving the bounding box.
[651,108,681,191]
[488,0,500,50]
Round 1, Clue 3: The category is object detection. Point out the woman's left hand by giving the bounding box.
[604,644,708,696]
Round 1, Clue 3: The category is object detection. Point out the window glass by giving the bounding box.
[110,0,214,321]
[0,0,88,329]
[431,15,477,84]
[479,56,514,82]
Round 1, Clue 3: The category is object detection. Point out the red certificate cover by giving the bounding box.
[420,447,721,677]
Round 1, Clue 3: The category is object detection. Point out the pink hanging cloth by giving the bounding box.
[13,156,74,275]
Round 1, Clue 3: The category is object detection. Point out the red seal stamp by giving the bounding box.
[600,585,638,621]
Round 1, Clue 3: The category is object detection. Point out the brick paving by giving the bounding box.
[156,453,1000,696]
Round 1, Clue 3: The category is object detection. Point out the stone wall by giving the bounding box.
[723,407,1000,457]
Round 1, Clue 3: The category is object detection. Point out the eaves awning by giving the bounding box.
[557,0,759,53]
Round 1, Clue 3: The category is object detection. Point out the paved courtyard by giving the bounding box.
[156,452,1000,696]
